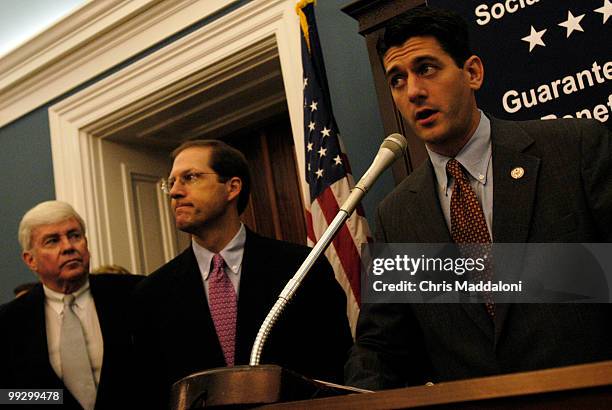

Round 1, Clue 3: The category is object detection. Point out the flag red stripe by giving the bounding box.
[316,187,361,304]
[304,209,317,244]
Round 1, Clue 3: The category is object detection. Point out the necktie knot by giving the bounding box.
[211,254,225,280]
[446,158,468,184]
[63,294,76,308]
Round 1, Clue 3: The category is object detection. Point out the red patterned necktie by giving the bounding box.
[446,158,495,318]
[208,254,237,366]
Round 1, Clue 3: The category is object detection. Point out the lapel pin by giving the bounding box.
[510,167,525,179]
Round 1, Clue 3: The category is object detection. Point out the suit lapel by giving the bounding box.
[490,118,540,342]
[491,120,540,243]
[26,287,66,385]
[90,276,123,409]
[20,286,78,405]
[408,161,452,243]
[234,231,274,364]
[27,287,55,370]
[89,276,112,391]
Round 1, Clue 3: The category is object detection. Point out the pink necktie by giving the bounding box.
[208,254,237,366]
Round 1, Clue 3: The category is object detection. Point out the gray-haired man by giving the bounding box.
[0,201,141,410]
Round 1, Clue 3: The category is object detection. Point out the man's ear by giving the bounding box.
[22,251,37,272]
[226,177,242,202]
[464,55,484,91]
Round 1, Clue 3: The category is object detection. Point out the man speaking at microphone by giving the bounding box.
[132,140,351,408]
[345,6,612,390]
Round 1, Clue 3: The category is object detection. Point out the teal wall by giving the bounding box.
[0,107,56,301]
[315,1,392,220]
[0,0,390,304]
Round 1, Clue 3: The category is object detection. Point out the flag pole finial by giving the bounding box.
[296,0,317,52]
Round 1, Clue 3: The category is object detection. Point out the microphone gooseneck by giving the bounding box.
[249,133,407,366]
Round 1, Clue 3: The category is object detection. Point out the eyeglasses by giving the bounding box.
[160,172,217,195]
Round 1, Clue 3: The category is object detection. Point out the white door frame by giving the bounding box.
[48,0,307,268]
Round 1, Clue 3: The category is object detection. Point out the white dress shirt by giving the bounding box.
[43,280,103,386]
[192,223,246,303]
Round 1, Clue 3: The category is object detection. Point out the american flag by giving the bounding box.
[297,0,372,334]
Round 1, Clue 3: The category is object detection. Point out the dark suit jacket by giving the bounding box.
[132,228,352,408]
[0,274,142,409]
[345,117,612,390]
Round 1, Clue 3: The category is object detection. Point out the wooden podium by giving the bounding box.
[170,365,364,409]
[258,360,612,409]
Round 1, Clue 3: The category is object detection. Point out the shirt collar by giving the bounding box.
[427,111,492,194]
[192,223,246,281]
[43,278,92,315]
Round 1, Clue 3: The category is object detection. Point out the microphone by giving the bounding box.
[340,133,407,214]
[249,133,407,366]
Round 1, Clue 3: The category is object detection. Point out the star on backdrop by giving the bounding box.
[521,25,547,52]
[520,4,611,52]
[558,11,585,37]
[594,0,612,23]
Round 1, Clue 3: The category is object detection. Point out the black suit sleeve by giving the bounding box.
[0,303,13,388]
[269,255,353,384]
[345,210,430,390]
[344,302,430,390]
[130,286,171,410]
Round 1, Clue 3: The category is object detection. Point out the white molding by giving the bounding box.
[92,137,113,266]
[274,0,309,206]
[157,186,179,262]
[120,164,142,273]
[95,36,284,139]
[121,167,165,273]
[48,0,305,266]
[185,91,287,139]
[0,0,235,127]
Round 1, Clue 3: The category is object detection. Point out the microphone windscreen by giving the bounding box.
[381,133,407,158]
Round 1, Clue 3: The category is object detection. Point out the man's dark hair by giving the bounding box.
[172,140,251,214]
[377,6,473,68]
